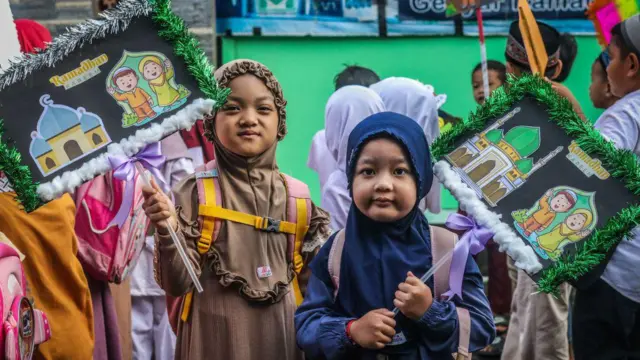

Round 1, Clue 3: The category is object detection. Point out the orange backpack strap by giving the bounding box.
[195,161,222,254]
[182,161,223,323]
[429,225,472,360]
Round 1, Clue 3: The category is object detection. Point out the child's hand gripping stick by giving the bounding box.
[391,248,453,316]
[135,162,204,294]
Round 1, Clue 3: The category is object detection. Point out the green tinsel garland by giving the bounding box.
[0,0,228,212]
[149,0,230,108]
[0,120,41,212]
[433,74,640,294]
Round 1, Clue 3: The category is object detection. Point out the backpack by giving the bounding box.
[170,160,312,325]
[0,238,51,360]
[74,172,150,283]
[328,226,472,360]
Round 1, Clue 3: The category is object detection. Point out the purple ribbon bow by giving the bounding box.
[108,142,167,228]
[443,213,494,300]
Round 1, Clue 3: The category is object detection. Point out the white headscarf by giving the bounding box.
[307,129,336,192]
[371,77,445,214]
[0,0,21,74]
[321,85,385,231]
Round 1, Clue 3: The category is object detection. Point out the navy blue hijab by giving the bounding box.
[336,111,434,319]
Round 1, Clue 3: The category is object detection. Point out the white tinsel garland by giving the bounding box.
[433,160,543,274]
[0,0,151,90]
[37,98,215,201]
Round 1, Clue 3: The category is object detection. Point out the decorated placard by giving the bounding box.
[0,0,229,212]
[433,75,640,293]
[588,0,640,47]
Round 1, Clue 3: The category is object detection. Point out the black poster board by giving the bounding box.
[0,0,226,212]
[433,75,640,292]
[0,17,204,183]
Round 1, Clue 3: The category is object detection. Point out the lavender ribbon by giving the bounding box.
[443,213,494,300]
[108,143,167,228]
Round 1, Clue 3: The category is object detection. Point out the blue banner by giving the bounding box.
[215,0,595,35]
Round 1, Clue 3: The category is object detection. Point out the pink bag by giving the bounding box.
[74,172,150,283]
[0,240,51,360]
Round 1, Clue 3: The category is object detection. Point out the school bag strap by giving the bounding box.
[327,225,472,360]
[328,229,346,300]
[180,160,312,322]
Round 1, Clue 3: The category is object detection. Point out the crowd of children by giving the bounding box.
[1,0,640,357]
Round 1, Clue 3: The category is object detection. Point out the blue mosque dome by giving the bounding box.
[36,95,81,140]
[30,132,52,158]
[79,109,103,132]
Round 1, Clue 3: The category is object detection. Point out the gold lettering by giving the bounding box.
[49,76,63,86]
[48,54,108,88]
[567,141,611,179]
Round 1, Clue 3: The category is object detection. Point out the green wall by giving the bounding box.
[220,36,603,212]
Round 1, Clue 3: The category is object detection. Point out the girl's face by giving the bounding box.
[472,69,503,105]
[143,61,163,80]
[566,213,587,231]
[352,138,417,223]
[589,61,611,109]
[215,74,279,157]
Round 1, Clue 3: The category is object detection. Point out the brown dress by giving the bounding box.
[155,137,330,360]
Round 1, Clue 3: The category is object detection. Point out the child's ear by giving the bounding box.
[550,60,564,81]
[629,53,640,78]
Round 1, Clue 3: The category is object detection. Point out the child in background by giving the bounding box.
[370,77,443,215]
[573,15,640,359]
[502,19,574,360]
[143,59,331,360]
[130,133,193,360]
[334,64,381,90]
[471,60,506,105]
[0,17,95,359]
[296,112,495,359]
[589,50,619,110]
[308,65,381,194]
[322,86,385,231]
[556,33,579,83]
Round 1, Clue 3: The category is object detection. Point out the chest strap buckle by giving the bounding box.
[261,217,281,232]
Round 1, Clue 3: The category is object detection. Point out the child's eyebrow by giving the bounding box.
[255,95,275,102]
[226,95,244,103]
[358,156,408,165]
[389,157,408,165]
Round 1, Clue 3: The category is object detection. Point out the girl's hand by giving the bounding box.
[142,179,177,235]
[350,309,396,349]
[394,271,433,320]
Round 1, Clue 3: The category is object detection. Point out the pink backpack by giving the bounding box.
[0,240,51,360]
[328,226,472,360]
[74,172,150,283]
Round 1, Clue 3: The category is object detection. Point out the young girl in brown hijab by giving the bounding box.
[142,59,331,360]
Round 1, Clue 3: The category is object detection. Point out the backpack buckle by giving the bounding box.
[263,217,280,232]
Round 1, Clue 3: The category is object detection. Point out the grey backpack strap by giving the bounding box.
[327,230,345,300]
[429,226,472,360]
[430,225,456,299]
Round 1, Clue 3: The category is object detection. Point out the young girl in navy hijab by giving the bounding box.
[295,112,495,359]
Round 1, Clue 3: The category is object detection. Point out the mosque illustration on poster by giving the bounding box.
[445,107,564,207]
[29,95,111,177]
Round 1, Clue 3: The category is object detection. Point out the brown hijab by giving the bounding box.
[200,60,294,302]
